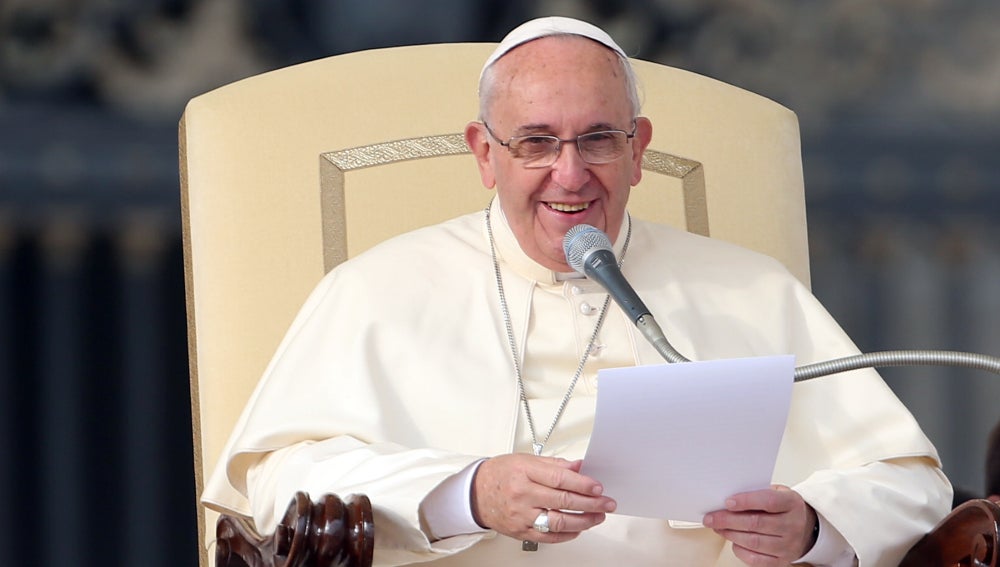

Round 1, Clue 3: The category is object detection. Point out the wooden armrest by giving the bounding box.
[212,491,997,566]
[900,498,999,567]
[215,492,374,567]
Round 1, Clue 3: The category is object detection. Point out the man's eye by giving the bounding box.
[522,137,553,147]
[515,137,555,154]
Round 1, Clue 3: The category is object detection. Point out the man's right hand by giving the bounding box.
[470,454,617,544]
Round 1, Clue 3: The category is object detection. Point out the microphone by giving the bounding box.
[563,224,650,323]
[563,224,689,363]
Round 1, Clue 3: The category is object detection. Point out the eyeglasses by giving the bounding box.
[482,121,637,168]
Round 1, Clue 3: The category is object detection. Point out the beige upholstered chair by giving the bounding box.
[180,42,809,566]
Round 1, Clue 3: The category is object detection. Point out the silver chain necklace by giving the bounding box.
[485,204,632,457]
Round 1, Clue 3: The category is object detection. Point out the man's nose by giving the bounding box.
[549,142,590,190]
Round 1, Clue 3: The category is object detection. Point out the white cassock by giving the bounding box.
[203,198,950,566]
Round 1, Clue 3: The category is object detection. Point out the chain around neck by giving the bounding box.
[485,202,632,456]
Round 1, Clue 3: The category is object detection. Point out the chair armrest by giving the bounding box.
[215,492,374,567]
[899,498,999,567]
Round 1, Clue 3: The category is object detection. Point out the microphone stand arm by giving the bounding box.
[634,315,1000,381]
[792,350,1000,382]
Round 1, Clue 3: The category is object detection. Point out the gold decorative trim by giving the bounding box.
[641,150,700,178]
[320,135,708,273]
[642,150,708,237]
[322,134,469,171]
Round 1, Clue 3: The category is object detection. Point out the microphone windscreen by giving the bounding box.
[563,224,613,274]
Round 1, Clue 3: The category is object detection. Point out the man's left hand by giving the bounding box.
[702,485,817,566]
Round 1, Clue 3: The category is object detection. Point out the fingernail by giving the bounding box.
[725,498,736,509]
[703,515,713,527]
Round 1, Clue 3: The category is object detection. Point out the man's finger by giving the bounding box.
[723,487,796,513]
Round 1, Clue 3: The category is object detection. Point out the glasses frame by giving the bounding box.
[482,120,638,168]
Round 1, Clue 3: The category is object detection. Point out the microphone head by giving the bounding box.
[563,224,613,274]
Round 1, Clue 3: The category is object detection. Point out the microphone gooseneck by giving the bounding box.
[793,350,1000,381]
[562,223,1000,381]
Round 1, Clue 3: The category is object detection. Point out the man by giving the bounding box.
[203,16,951,566]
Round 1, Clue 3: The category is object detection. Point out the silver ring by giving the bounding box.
[532,510,551,533]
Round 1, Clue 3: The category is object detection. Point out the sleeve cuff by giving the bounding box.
[794,511,856,566]
[419,458,490,540]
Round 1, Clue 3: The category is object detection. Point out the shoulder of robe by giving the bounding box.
[629,219,796,283]
[333,211,488,277]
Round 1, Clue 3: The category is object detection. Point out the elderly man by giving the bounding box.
[203,16,950,567]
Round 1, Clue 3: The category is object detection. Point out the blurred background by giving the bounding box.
[1,0,998,565]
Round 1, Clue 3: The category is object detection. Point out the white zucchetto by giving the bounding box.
[480,16,628,81]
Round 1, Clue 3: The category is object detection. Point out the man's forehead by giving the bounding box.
[488,39,633,129]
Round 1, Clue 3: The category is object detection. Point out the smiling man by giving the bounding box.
[203,16,950,567]
[466,33,651,272]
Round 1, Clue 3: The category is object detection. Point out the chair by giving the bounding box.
[179,42,813,566]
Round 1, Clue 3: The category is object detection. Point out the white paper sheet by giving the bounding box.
[580,355,794,523]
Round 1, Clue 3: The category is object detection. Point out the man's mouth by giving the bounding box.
[546,201,590,213]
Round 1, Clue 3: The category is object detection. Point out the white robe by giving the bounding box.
[203,200,950,566]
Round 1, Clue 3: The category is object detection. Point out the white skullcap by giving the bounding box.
[480,16,628,80]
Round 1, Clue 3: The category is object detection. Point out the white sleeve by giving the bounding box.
[794,456,952,566]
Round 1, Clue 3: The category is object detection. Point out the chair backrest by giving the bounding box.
[180,42,808,566]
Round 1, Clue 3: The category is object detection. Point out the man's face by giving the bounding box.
[466,36,652,272]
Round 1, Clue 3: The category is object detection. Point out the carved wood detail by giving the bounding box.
[215,492,374,567]
[900,498,1000,567]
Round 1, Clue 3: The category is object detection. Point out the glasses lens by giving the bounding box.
[579,131,628,164]
[508,136,560,167]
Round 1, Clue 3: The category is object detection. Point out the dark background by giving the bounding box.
[2,1,998,565]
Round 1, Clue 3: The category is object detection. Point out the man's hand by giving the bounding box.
[471,454,617,544]
[703,485,817,566]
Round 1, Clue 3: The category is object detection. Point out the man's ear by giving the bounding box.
[465,121,496,189]
[629,116,653,187]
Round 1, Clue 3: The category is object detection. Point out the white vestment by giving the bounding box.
[203,200,950,566]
